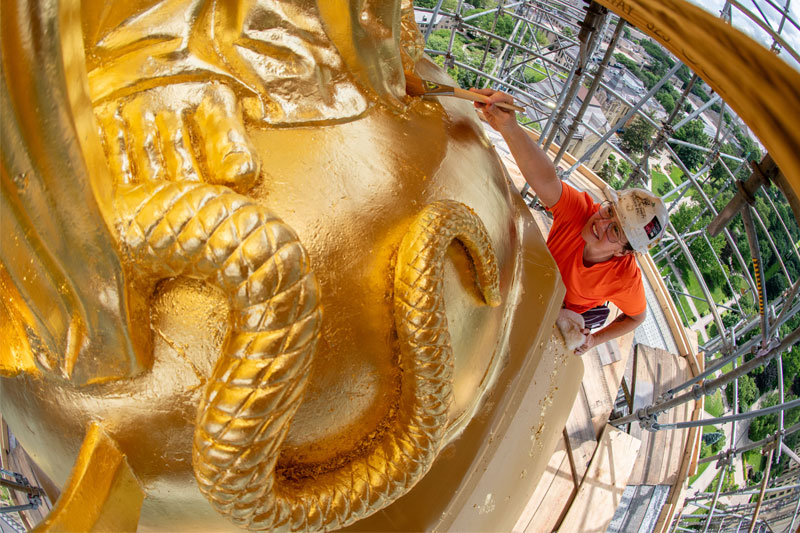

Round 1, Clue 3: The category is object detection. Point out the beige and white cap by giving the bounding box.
[604,187,668,251]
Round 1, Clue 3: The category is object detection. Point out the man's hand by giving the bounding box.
[469,87,562,207]
[469,88,519,133]
[576,311,646,355]
[575,328,596,355]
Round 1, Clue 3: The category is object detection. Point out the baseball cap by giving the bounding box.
[603,187,668,251]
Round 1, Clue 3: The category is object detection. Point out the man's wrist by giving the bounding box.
[498,120,523,138]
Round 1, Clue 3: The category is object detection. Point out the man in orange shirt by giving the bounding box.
[472,88,668,355]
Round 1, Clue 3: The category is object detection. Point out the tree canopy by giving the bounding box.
[672,119,710,171]
[621,115,656,154]
[726,373,759,411]
[748,392,800,442]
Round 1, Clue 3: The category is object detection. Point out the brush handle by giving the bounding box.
[453,87,525,113]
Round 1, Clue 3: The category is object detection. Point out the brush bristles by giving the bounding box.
[404,71,427,96]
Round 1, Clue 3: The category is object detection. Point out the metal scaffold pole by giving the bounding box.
[748,447,774,533]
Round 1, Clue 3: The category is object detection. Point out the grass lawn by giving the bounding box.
[705,390,725,418]
[673,293,695,325]
[662,267,700,327]
[743,449,764,474]
[523,66,547,84]
[651,169,674,196]
[681,270,727,318]
[658,165,685,203]
[690,461,710,485]
[682,272,710,316]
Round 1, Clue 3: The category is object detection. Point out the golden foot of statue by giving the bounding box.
[94,82,260,191]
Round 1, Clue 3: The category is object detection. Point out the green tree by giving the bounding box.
[676,64,692,86]
[621,115,656,154]
[614,53,641,77]
[703,431,724,447]
[618,159,632,181]
[692,83,711,102]
[670,202,701,234]
[748,392,800,442]
[657,91,675,114]
[599,154,618,183]
[640,40,674,71]
[725,373,759,410]
[732,125,762,171]
[427,30,453,53]
[782,346,800,391]
[672,119,710,171]
[655,83,680,115]
[639,70,659,89]
[709,143,738,184]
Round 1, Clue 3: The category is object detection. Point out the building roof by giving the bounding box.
[518,78,611,140]
[604,65,647,103]
[414,9,445,25]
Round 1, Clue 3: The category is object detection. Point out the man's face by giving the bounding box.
[580,203,630,258]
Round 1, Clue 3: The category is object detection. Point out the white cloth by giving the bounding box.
[556,308,587,351]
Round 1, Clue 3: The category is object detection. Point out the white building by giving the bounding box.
[414,9,456,33]
[517,79,614,172]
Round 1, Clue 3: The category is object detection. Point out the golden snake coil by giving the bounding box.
[117,183,500,531]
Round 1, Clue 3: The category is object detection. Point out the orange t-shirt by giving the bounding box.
[546,183,646,316]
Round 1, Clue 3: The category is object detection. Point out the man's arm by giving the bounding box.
[470,88,562,207]
[575,311,646,355]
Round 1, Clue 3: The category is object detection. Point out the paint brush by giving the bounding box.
[404,71,525,112]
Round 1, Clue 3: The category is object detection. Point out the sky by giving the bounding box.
[686,0,800,72]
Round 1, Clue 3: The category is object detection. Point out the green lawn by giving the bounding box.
[690,425,726,485]
[675,294,697,326]
[681,270,727,318]
[743,449,764,474]
[660,165,685,202]
[651,169,674,196]
[705,390,725,418]
[522,66,547,84]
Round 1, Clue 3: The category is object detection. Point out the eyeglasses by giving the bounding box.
[598,202,625,244]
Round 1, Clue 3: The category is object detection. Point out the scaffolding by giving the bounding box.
[414,0,800,531]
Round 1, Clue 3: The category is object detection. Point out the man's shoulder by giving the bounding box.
[551,182,595,217]
[615,254,643,278]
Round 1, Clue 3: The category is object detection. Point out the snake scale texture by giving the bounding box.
[117,183,499,531]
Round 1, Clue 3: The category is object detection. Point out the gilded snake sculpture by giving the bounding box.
[116,180,499,530]
[91,2,500,527]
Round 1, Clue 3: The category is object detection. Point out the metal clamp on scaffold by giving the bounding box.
[691,382,710,400]
[715,448,734,469]
[454,12,463,32]
[657,391,675,404]
[708,142,721,164]
[638,409,660,432]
